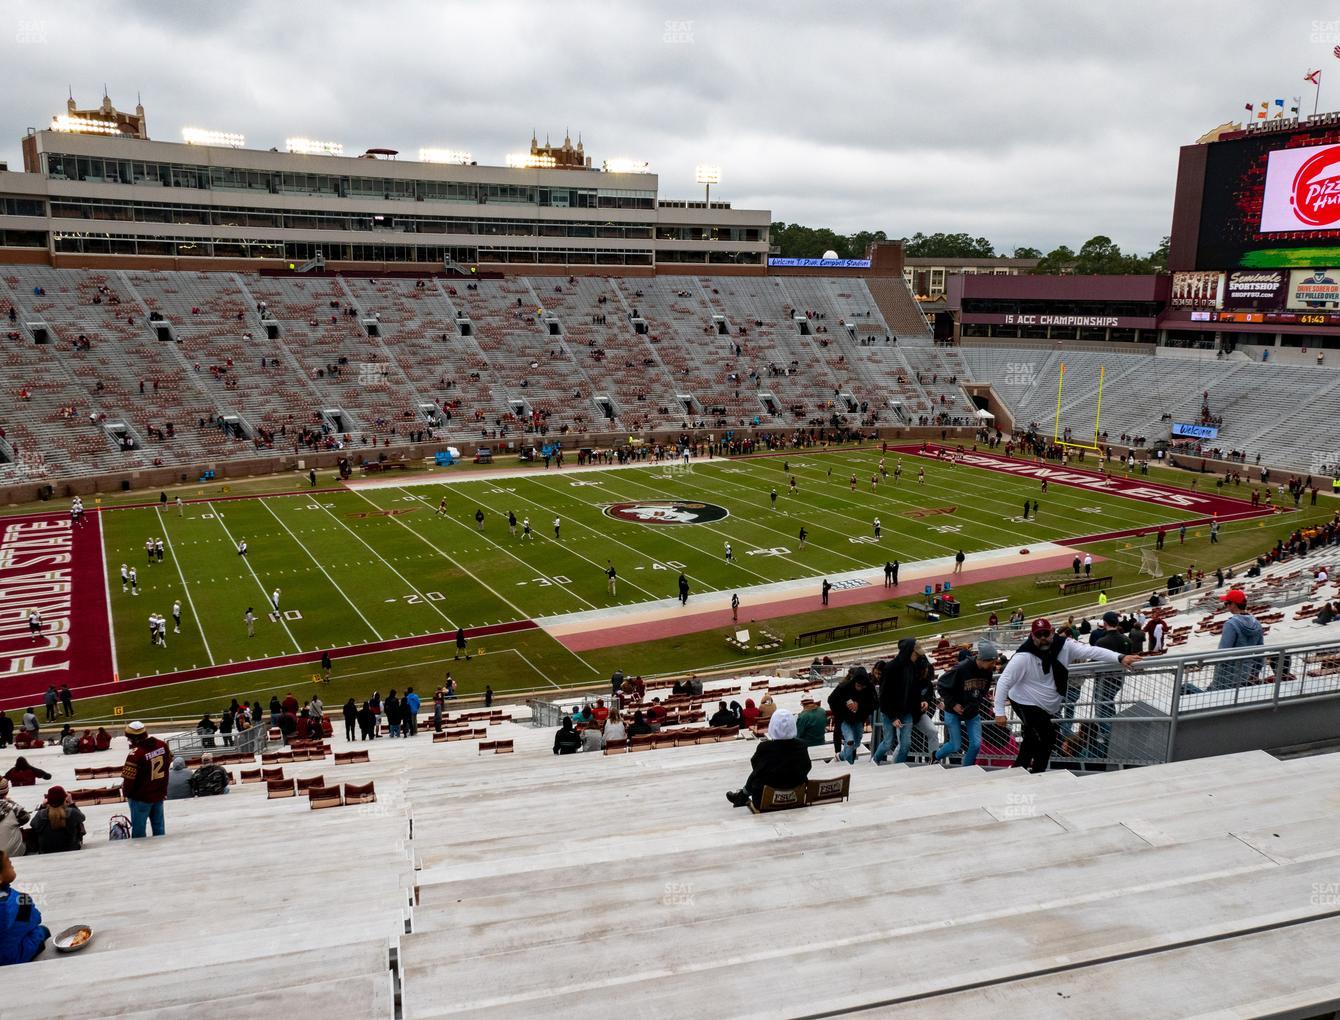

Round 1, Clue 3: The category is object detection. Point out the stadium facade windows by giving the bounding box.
[9,129,768,269]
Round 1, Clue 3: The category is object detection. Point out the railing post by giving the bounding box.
[1166,663,1182,762]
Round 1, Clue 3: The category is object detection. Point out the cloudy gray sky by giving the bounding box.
[0,0,1329,254]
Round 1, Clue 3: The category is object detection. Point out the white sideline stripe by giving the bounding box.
[304,496,458,630]
[156,507,216,666]
[535,540,1077,634]
[205,501,303,654]
[259,498,384,642]
[95,511,121,679]
[344,454,715,491]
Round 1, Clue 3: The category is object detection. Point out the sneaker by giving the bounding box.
[725,789,750,808]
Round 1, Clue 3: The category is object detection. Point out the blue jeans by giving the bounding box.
[934,712,981,766]
[838,719,864,763]
[389,722,401,738]
[128,799,165,838]
[872,712,915,763]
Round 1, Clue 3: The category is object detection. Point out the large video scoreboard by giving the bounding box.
[1171,120,1340,271]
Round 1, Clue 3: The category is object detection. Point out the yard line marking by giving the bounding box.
[344,488,534,622]
[423,479,664,600]
[510,646,559,687]
[301,496,458,629]
[259,498,384,642]
[156,508,216,666]
[394,487,605,609]
[205,502,302,654]
[622,464,874,569]
[809,450,1156,569]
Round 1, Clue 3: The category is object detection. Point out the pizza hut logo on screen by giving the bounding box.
[1292,146,1340,226]
[603,500,729,524]
[1262,143,1340,231]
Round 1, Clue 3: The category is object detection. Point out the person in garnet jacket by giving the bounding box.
[121,721,171,838]
[827,667,877,763]
[726,711,812,808]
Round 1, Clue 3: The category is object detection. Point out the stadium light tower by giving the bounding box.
[182,127,246,148]
[695,164,721,207]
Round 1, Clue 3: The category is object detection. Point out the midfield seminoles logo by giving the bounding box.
[602,500,729,525]
[1293,145,1340,226]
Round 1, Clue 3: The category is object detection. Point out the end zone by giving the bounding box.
[0,510,113,709]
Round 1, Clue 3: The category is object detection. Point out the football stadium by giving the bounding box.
[1,4,1339,1015]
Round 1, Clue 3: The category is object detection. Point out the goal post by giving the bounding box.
[1053,361,1106,451]
[1139,547,1161,578]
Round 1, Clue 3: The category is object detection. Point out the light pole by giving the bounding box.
[695,164,721,207]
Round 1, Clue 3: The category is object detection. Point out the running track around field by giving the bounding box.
[542,543,1087,654]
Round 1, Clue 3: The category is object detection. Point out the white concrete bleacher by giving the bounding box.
[9,694,1340,1015]
[397,747,1340,1018]
[9,733,411,1018]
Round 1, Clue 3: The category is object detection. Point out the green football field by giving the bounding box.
[83,446,1326,722]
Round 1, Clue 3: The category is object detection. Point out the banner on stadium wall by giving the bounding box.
[1222,269,1287,310]
[1287,267,1340,309]
[1169,271,1223,308]
[959,312,1157,329]
[1172,422,1219,440]
[767,257,871,268]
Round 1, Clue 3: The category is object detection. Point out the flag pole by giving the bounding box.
[1316,71,1322,116]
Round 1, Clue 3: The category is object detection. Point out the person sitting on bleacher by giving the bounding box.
[553,717,582,755]
[1315,602,1337,626]
[603,709,627,747]
[708,701,735,728]
[167,757,194,800]
[647,699,667,731]
[627,711,653,738]
[0,782,31,859]
[29,787,84,854]
[3,759,50,788]
[794,697,828,747]
[0,849,50,965]
[758,695,777,724]
[726,711,812,809]
[590,699,610,727]
[93,728,111,752]
[276,710,298,744]
[741,699,761,730]
[580,721,604,753]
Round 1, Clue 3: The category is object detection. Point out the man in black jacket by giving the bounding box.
[1089,611,1131,736]
[828,667,877,763]
[932,640,999,766]
[708,701,736,727]
[872,639,936,764]
[726,710,812,808]
[553,716,582,754]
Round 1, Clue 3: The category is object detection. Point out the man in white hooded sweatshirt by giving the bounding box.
[994,617,1140,773]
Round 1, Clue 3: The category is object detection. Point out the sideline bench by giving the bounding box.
[1058,575,1114,595]
[797,614,900,648]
